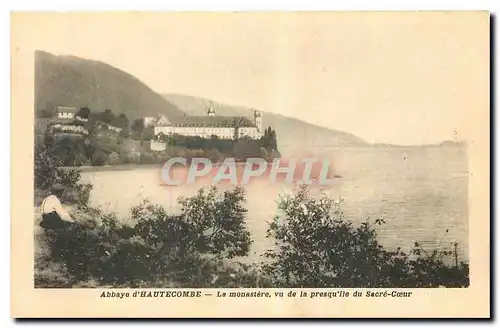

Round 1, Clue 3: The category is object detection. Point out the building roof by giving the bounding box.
[156,115,256,128]
[95,120,123,131]
[155,115,172,126]
[48,118,86,125]
[55,106,78,114]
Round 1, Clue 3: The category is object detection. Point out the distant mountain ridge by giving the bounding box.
[35,50,368,150]
[162,93,367,148]
[35,50,184,120]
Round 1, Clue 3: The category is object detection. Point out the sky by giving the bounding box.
[14,12,489,145]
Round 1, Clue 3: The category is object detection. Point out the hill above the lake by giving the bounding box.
[35,50,184,120]
[34,50,368,150]
[163,93,367,149]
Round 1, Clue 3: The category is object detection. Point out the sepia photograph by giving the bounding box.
[10,10,490,318]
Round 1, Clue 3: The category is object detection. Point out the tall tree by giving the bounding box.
[269,129,278,151]
[78,107,91,119]
[39,109,54,118]
[100,109,115,124]
[131,118,144,133]
[114,113,129,129]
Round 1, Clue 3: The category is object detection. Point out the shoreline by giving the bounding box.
[59,163,162,173]
[58,143,466,173]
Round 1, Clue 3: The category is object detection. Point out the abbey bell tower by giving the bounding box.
[254,110,263,134]
[207,103,215,117]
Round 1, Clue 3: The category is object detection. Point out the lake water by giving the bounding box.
[80,145,469,263]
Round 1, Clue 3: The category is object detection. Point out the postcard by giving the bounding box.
[10,11,490,318]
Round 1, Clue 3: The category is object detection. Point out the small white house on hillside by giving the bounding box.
[54,106,77,120]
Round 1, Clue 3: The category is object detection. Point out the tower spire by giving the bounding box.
[207,102,215,117]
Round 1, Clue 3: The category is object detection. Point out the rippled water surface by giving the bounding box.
[80,145,469,263]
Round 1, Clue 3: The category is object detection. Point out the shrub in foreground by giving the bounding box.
[262,185,469,288]
[35,143,93,208]
[39,187,253,287]
[37,183,468,288]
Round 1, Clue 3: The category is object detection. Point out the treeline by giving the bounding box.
[41,106,129,127]
[159,127,279,162]
[41,106,280,167]
[40,106,139,139]
[35,146,469,288]
[41,132,280,167]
